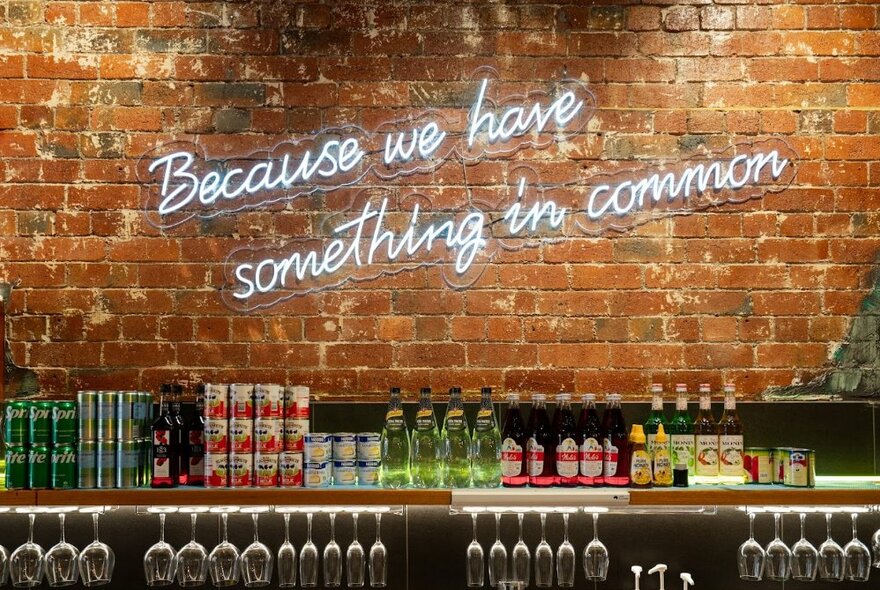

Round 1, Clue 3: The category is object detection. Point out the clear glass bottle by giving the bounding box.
[668,384,695,479]
[501,393,528,487]
[471,387,502,488]
[527,393,555,487]
[411,387,443,488]
[380,387,411,488]
[577,394,604,486]
[718,383,744,484]
[553,393,578,488]
[442,387,471,488]
[644,383,668,457]
[601,393,630,487]
[694,384,719,483]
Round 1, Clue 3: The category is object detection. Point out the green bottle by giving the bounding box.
[442,387,471,488]
[644,383,669,456]
[380,387,411,488]
[472,387,502,488]
[411,387,443,488]
[668,384,696,477]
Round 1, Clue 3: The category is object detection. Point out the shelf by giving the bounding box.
[0,490,38,506]
[629,484,880,507]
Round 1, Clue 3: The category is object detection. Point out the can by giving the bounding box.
[284,418,308,453]
[139,392,153,437]
[230,418,254,453]
[4,445,28,490]
[28,445,50,489]
[77,391,98,442]
[51,444,77,489]
[230,384,254,419]
[332,433,357,461]
[356,433,381,461]
[77,440,97,489]
[255,418,282,453]
[744,447,772,484]
[52,401,78,445]
[205,419,230,454]
[96,391,117,441]
[304,461,330,488]
[116,440,140,488]
[254,384,283,418]
[205,453,229,488]
[97,440,116,489]
[116,391,140,440]
[229,453,253,487]
[357,460,381,486]
[4,401,30,445]
[786,448,815,488]
[771,448,786,484]
[205,384,230,419]
[29,401,54,445]
[332,460,357,486]
[254,452,279,487]
[294,386,310,419]
[279,452,303,487]
[304,433,332,462]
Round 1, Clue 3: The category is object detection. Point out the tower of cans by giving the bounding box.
[4,400,77,489]
[303,432,382,488]
[76,390,151,489]
[203,384,309,488]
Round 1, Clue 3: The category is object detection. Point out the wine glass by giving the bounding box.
[208,513,240,588]
[764,512,791,581]
[534,513,553,588]
[299,513,319,588]
[45,512,79,587]
[791,513,818,582]
[10,513,44,588]
[844,513,871,582]
[368,512,387,589]
[240,513,273,587]
[324,513,342,588]
[466,513,484,588]
[818,513,846,582]
[583,513,608,582]
[0,539,9,587]
[738,512,765,581]
[79,512,115,587]
[176,513,208,587]
[277,513,297,589]
[144,513,177,587]
[488,513,507,588]
[556,513,575,588]
[511,513,530,584]
[872,525,880,568]
[347,513,365,588]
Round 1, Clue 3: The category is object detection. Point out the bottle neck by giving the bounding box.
[724,393,736,411]
[479,393,492,409]
[388,393,402,410]
[447,394,463,411]
[651,394,663,411]
[418,393,433,410]
[699,396,711,411]
[675,395,688,411]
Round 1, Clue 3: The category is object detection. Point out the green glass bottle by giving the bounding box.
[668,384,696,478]
[411,387,443,488]
[442,387,471,488]
[644,383,669,456]
[471,387,502,488]
[380,387,411,488]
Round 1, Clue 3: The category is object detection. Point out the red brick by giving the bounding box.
[397,343,465,367]
[327,344,392,368]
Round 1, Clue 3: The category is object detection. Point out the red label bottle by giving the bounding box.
[577,394,604,486]
[170,384,188,485]
[188,389,206,486]
[151,386,178,488]
[527,394,555,487]
[602,393,630,487]
[553,393,579,487]
[501,393,528,487]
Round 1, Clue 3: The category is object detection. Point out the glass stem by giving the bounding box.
[159,513,166,543]
[495,513,501,543]
[284,513,290,544]
[562,513,569,543]
[306,513,313,543]
[748,512,755,540]
[592,513,598,542]
[253,513,260,544]
[799,513,806,541]
[517,513,524,543]
[221,513,229,543]
[375,513,381,543]
[851,513,858,541]
[773,513,781,541]
[472,513,478,542]
[352,513,359,543]
[59,513,66,544]
[28,513,35,544]
[191,513,198,543]
[329,513,336,542]
[826,513,833,541]
[540,513,546,542]
[93,513,100,542]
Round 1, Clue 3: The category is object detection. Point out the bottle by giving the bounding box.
[380,387,411,488]
[577,394,604,486]
[553,393,579,487]
[188,388,206,486]
[411,387,443,488]
[694,384,719,483]
[652,424,673,487]
[629,424,652,488]
[526,394,555,487]
[718,383,744,484]
[442,387,471,488]
[668,384,695,479]
[501,393,528,487]
[151,387,178,488]
[644,383,668,457]
[602,393,630,487]
[472,387,502,488]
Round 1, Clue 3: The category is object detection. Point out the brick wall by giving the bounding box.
[1,1,879,399]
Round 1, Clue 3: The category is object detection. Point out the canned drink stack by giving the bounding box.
[52,402,77,445]
[51,445,77,489]
[29,402,53,445]
[77,391,98,442]
[4,401,30,445]
[96,391,117,441]
[77,441,97,489]
[117,391,141,440]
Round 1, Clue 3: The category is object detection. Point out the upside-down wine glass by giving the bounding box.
[556,513,575,588]
[466,513,484,588]
[488,513,507,588]
[45,512,78,588]
[368,512,387,589]
[347,513,365,588]
[299,513,318,589]
[583,513,608,582]
[208,513,240,588]
[844,513,871,582]
[78,512,114,587]
[791,512,818,582]
[277,513,297,589]
[176,513,208,587]
[534,513,553,588]
[511,513,530,585]
[324,513,342,588]
[738,512,765,581]
[240,513,272,588]
[818,513,845,582]
[10,513,44,588]
[764,512,791,582]
[144,513,177,587]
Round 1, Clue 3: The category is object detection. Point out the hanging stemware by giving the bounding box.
[488,513,507,588]
[556,513,575,588]
[277,513,297,589]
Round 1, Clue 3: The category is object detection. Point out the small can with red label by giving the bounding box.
[255,384,283,419]
[254,452,279,487]
[255,418,282,453]
[279,452,303,487]
[230,383,254,419]
[285,386,310,419]
[204,384,229,419]
[230,418,254,453]
[284,419,308,452]
[205,453,229,488]
[228,453,253,488]
[204,418,229,454]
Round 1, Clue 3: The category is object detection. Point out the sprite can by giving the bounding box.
[52,402,78,445]
[116,440,140,488]
[96,391,117,441]
[4,401,30,445]
[28,445,50,489]
[29,401,54,445]
[97,440,116,488]
[77,391,98,442]
[77,441,97,489]
[5,445,28,489]
[51,445,77,489]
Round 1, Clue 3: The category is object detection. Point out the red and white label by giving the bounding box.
[254,384,283,419]
[204,453,228,488]
[204,419,229,453]
[603,438,619,477]
[501,437,523,477]
[255,418,282,453]
[254,453,279,487]
[230,384,254,419]
[279,452,303,487]
[527,437,544,476]
[230,418,254,453]
[229,453,253,487]
[556,437,579,478]
[284,419,308,452]
[579,437,603,477]
[204,384,229,419]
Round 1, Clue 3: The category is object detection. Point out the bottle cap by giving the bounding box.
[723,383,736,394]
[449,387,462,395]
[555,392,571,402]
[390,387,401,394]
[655,423,668,443]
[420,387,432,395]
[481,386,493,395]
[650,383,663,393]
[581,393,596,403]
[607,393,620,401]
[532,393,547,401]
[675,383,687,393]
[698,383,711,394]
[507,393,520,401]
[629,424,646,444]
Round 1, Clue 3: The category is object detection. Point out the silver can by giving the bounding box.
[77,440,97,489]
[97,440,116,489]
[304,461,330,488]
[332,460,357,486]
[357,460,381,486]
[356,433,381,461]
[332,433,357,461]
[116,391,140,440]
[96,391,117,441]
[77,390,98,442]
[304,433,332,462]
[116,440,140,488]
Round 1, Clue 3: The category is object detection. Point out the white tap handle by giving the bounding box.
[632,566,643,590]
[649,564,667,590]
[680,572,694,589]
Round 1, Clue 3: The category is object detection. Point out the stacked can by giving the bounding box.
[116,391,148,489]
[302,431,381,487]
[283,386,308,487]
[357,433,381,486]
[4,399,77,490]
[204,383,231,488]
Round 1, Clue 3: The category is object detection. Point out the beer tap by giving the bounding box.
[680,572,694,590]
[631,565,643,590]
[649,564,668,590]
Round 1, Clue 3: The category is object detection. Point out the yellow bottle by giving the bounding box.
[629,424,652,488]
[653,424,673,487]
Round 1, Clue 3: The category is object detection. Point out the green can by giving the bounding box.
[52,402,78,445]
[5,445,28,489]
[28,445,50,489]
[29,402,53,445]
[97,440,116,489]
[77,440,97,489]
[116,391,140,440]
[96,391,117,441]
[4,401,30,445]
[51,444,77,489]
[116,440,140,488]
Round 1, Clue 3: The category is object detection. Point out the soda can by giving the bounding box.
[77,391,98,442]
[116,440,140,488]
[304,433,331,462]
[96,391,117,441]
[139,392,153,437]
[357,460,381,486]
[205,453,229,488]
[4,401,30,445]
[304,461,330,488]
[332,460,357,486]
[254,384,283,418]
[356,433,381,461]
[786,448,815,488]
[332,433,357,461]
[4,445,28,490]
[51,444,77,489]
[771,448,788,485]
[230,418,254,453]
[116,391,141,440]
[230,384,254,419]
[254,452,279,487]
[77,440,97,489]
[205,419,229,453]
[283,387,297,420]
[204,384,230,419]
[255,418,282,453]
[744,447,772,485]
[279,452,303,487]
[283,419,308,453]
[294,386,310,419]
[229,453,253,487]
[52,401,78,445]
[29,401,53,445]
[97,440,116,489]
[28,445,50,489]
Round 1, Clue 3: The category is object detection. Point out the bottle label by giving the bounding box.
[385,409,405,430]
[695,434,719,476]
[631,449,652,485]
[602,438,618,477]
[579,437,603,477]
[719,435,744,475]
[415,409,436,430]
[556,437,578,478]
[526,437,544,476]
[474,409,495,430]
[152,429,171,478]
[445,409,466,431]
[671,434,695,473]
[653,450,672,484]
[646,433,657,455]
[501,437,523,477]
[188,430,204,457]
